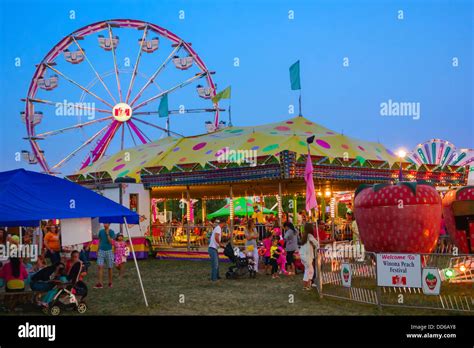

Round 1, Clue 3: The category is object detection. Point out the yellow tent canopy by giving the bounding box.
[78,116,398,182]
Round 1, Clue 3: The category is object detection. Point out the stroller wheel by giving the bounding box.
[77,302,87,314]
[41,306,49,315]
[49,305,61,316]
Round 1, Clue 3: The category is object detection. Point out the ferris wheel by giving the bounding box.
[22,19,222,174]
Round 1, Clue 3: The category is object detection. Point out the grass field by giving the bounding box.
[73,259,471,316]
[4,259,472,316]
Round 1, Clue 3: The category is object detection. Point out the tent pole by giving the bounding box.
[229,185,234,243]
[123,217,149,307]
[186,187,191,252]
[278,182,283,226]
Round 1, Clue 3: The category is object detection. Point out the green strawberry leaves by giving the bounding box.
[355,181,420,199]
[398,182,418,196]
[354,184,372,198]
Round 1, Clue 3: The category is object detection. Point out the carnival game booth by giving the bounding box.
[69,116,469,258]
[0,169,149,306]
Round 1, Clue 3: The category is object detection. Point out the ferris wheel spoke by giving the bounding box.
[24,97,111,114]
[132,116,184,137]
[51,123,110,171]
[125,25,148,104]
[129,43,182,107]
[72,36,118,105]
[120,123,125,150]
[126,121,138,146]
[133,72,207,111]
[35,116,114,138]
[134,107,224,116]
[79,120,121,169]
[45,64,115,109]
[127,120,151,144]
[107,24,123,102]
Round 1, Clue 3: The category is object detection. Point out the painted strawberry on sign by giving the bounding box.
[425,272,437,290]
[342,267,350,282]
[354,182,442,253]
[442,186,474,254]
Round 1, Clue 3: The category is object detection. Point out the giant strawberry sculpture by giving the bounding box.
[442,186,474,254]
[354,182,442,253]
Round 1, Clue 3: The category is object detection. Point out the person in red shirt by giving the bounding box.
[0,257,28,292]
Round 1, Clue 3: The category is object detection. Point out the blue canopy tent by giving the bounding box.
[0,169,139,226]
[0,169,148,306]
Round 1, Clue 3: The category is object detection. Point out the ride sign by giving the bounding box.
[376,253,422,288]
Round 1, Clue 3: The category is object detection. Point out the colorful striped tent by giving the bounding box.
[78,116,399,182]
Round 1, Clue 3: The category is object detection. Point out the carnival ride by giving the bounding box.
[22,19,221,174]
[407,139,474,168]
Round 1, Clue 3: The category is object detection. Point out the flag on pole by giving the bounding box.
[158,94,168,118]
[304,151,318,212]
[212,86,231,104]
[289,60,301,90]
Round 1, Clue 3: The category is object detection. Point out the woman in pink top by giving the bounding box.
[0,258,28,292]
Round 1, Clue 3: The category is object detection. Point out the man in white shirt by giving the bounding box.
[208,219,225,281]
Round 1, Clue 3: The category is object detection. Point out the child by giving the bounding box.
[262,231,273,275]
[114,234,127,278]
[293,250,305,274]
[270,237,281,279]
[272,222,282,240]
[33,255,46,272]
[276,239,288,275]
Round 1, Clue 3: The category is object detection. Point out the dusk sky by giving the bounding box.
[0,0,472,174]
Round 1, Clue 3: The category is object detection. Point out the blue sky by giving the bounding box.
[0,0,472,174]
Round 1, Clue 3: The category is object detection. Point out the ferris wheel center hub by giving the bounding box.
[112,103,132,122]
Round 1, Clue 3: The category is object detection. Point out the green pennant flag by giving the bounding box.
[289,60,301,90]
[212,86,231,103]
[158,94,168,118]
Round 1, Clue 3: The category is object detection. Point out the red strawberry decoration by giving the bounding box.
[425,272,437,290]
[354,182,441,253]
[442,186,474,254]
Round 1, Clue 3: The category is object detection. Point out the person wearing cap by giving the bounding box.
[208,219,225,281]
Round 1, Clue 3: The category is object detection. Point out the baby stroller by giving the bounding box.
[224,243,256,279]
[41,262,88,316]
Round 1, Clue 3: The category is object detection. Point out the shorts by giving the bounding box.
[97,249,114,268]
[286,251,295,265]
[263,256,271,265]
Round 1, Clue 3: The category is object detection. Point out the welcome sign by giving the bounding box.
[376,253,422,288]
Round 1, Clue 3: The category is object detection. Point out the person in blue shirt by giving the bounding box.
[94,223,115,289]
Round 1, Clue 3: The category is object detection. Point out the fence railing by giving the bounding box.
[148,224,253,250]
[315,247,474,313]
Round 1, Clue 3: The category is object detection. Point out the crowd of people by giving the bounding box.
[207,217,321,290]
[0,221,129,310]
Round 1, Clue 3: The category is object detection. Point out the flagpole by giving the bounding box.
[166,115,170,136]
[299,90,302,117]
[228,103,232,127]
